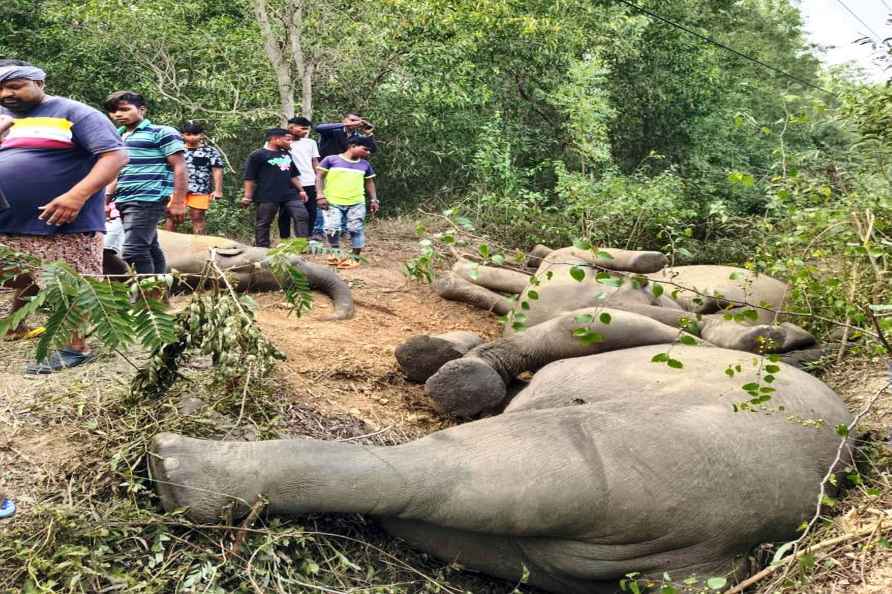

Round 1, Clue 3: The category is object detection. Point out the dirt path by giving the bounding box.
[254,231,501,437]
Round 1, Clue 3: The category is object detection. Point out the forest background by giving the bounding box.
[4,0,890,336]
[1,1,892,593]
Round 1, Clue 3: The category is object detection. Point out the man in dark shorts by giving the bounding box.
[241,128,309,247]
[0,59,128,373]
[164,121,223,235]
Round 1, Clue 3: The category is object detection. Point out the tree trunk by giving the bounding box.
[253,0,295,122]
[287,0,314,119]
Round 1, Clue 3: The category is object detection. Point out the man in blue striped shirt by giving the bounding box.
[105,91,186,274]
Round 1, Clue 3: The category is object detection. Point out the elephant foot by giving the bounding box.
[149,433,260,523]
[395,332,484,383]
[425,358,507,417]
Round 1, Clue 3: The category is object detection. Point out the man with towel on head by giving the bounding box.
[0,59,128,373]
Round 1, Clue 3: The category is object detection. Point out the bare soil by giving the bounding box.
[0,220,889,594]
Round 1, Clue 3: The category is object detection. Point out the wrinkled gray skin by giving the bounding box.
[420,247,818,416]
[151,345,852,593]
[394,330,483,383]
[104,231,354,320]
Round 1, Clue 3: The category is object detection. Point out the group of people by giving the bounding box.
[242,115,378,266]
[0,58,381,378]
[104,95,379,272]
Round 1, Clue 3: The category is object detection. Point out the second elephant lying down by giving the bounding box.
[105,230,354,320]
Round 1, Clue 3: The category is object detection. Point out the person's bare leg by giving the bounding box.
[190,207,206,235]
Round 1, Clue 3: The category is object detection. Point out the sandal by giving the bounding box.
[4,326,46,342]
[25,347,97,375]
[0,499,15,519]
[336,259,360,270]
[326,255,342,266]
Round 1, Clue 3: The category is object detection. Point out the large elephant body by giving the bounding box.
[151,344,851,593]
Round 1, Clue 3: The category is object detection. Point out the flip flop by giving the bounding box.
[336,259,360,270]
[326,255,342,266]
[25,348,97,375]
[0,499,15,519]
[4,326,46,342]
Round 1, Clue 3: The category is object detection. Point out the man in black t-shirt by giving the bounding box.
[241,128,309,247]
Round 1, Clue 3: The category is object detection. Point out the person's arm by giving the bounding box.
[290,176,308,203]
[365,177,379,214]
[314,122,345,133]
[242,180,256,207]
[165,152,188,224]
[211,166,224,200]
[0,115,13,139]
[316,168,328,209]
[39,149,129,226]
[105,178,118,201]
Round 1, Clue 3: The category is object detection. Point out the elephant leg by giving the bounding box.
[424,307,687,417]
[433,273,514,314]
[451,259,531,294]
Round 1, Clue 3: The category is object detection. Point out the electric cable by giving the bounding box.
[835,0,885,43]
[615,0,835,96]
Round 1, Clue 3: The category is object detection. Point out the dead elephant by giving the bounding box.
[104,230,353,319]
[407,246,822,416]
[151,344,851,593]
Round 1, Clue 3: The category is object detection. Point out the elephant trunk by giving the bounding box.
[425,308,687,417]
[260,256,354,320]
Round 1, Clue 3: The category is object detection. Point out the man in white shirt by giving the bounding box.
[279,116,321,240]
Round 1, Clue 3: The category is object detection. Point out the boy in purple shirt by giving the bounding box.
[316,137,378,267]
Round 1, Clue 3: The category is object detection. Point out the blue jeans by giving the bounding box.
[323,203,366,249]
[118,200,166,274]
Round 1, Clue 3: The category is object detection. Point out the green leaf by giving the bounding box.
[666,358,683,369]
[455,216,474,230]
[706,577,727,590]
[765,365,780,373]
[651,353,669,363]
[595,271,623,287]
[599,312,612,325]
[569,266,585,282]
[835,424,849,437]
[595,250,614,260]
[575,313,594,324]
[491,254,505,266]
[741,382,760,392]
[651,283,664,298]
[478,244,491,258]
[679,335,697,346]
[527,290,539,300]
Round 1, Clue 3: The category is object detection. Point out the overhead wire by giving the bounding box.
[834,0,885,43]
[614,0,836,96]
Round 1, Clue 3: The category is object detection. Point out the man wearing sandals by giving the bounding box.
[0,60,128,373]
[317,137,378,267]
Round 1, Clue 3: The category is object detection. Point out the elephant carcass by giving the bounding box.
[150,344,851,593]
[437,246,816,355]
[156,230,354,320]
